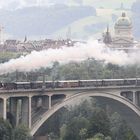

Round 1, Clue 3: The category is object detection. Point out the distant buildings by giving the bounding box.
[0,38,75,52]
[1,12,137,52]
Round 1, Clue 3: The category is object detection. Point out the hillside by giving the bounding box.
[0,5,96,39]
[0,0,137,40]
[49,8,132,40]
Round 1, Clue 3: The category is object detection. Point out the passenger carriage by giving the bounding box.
[15,82,31,89]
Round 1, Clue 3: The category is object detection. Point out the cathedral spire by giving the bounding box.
[103,25,112,44]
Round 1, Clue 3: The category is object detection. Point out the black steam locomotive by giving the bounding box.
[0,78,139,90]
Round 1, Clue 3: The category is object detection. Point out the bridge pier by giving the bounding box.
[21,97,31,128]
[0,99,3,118]
[42,95,51,110]
[49,95,51,109]
[136,91,140,107]
[9,97,19,126]
[0,98,7,120]
[29,96,32,129]
[133,92,138,105]
[31,95,52,110]
[51,94,66,106]
[3,98,7,120]
[9,97,32,128]
[120,91,140,107]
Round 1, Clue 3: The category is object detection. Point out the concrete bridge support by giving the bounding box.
[9,97,19,126]
[32,95,50,110]
[121,91,133,101]
[42,95,51,110]
[120,91,140,105]
[133,92,138,105]
[135,91,140,107]
[51,94,66,106]
[0,98,6,119]
[49,95,51,109]
[3,98,7,120]
[0,99,3,118]
[21,97,31,128]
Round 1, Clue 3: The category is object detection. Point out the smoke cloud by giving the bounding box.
[0,40,139,75]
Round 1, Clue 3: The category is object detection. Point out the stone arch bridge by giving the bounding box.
[0,84,140,139]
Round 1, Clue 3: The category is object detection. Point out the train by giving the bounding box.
[0,78,140,90]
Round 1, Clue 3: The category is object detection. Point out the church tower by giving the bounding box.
[103,25,112,45]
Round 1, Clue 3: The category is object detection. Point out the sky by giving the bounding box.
[0,0,68,9]
[0,0,136,9]
[0,0,50,9]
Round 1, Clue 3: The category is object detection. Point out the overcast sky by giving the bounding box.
[0,0,51,9]
[0,0,136,10]
[0,0,69,9]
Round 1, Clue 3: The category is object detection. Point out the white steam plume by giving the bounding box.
[0,40,139,75]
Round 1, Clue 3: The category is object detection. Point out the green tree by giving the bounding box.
[13,125,31,140]
[87,133,111,140]
[79,128,88,140]
[125,129,138,140]
[0,118,32,140]
[62,117,89,140]
[88,109,111,138]
[60,124,67,140]
[110,112,138,140]
[0,118,12,140]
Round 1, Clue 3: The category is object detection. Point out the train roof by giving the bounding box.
[15,82,30,84]
[8,78,140,85]
[80,78,140,81]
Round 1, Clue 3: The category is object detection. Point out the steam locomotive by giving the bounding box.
[0,78,140,90]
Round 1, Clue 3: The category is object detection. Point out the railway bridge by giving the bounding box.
[0,82,140,139]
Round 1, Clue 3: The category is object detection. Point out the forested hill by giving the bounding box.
[0,4,96,38]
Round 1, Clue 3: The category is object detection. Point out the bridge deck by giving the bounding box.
[0,85,140,94]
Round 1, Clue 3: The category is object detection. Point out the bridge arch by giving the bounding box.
[31,91,140,139]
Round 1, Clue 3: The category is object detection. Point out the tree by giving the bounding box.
[0,118,32,140]
[60,124,67,140]
[13,125,31,140]
[0,118,12,140]
[88,109,111,138]
[62,117,89,140]
[110,112,138,140]
[87,133,111,140]
[125,129,138,140]
[79,128,88,140]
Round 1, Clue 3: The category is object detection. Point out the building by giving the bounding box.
[103,12,135,48]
